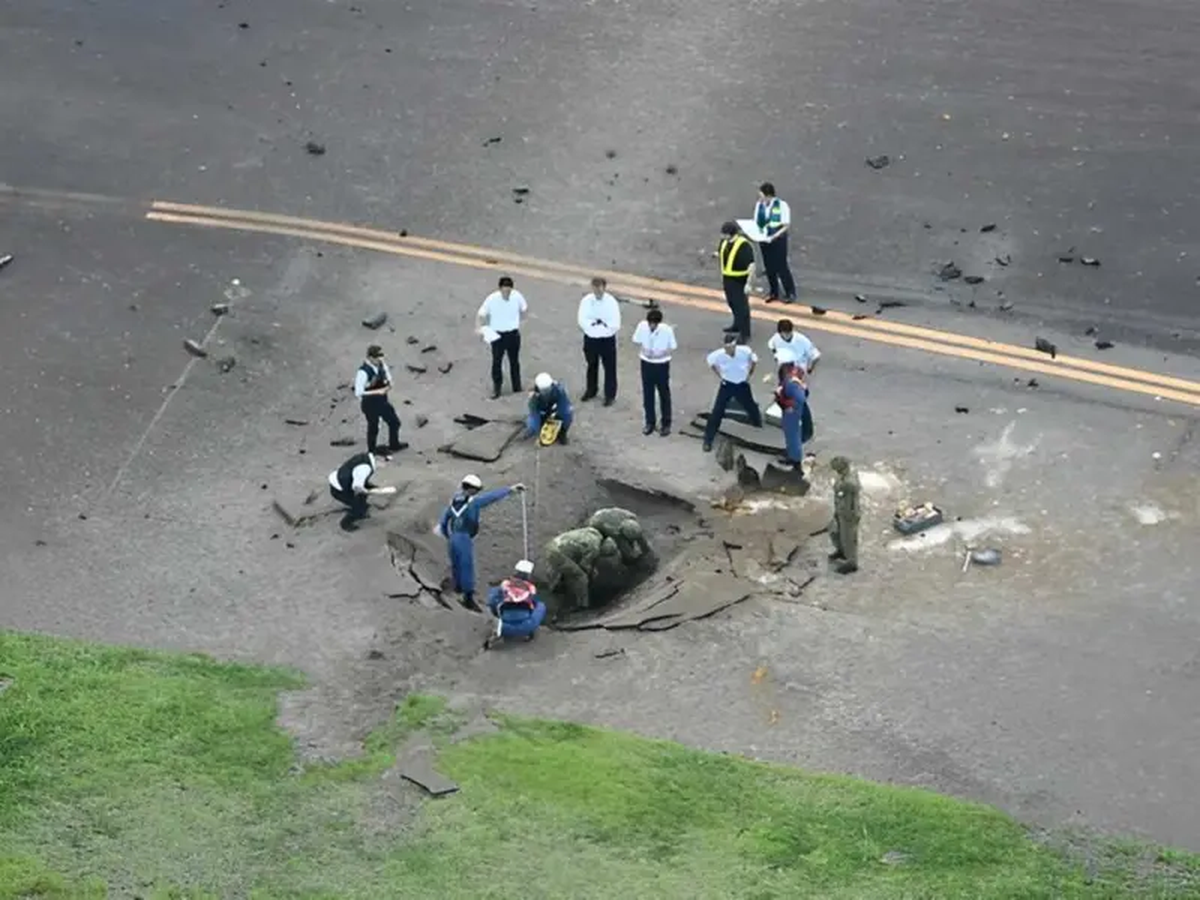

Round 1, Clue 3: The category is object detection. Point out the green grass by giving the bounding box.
[2,632,1198,898]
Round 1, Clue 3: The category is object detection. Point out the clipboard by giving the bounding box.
[736,219,769,243]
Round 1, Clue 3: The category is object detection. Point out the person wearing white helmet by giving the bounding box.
[484,558,547,649]
[438,474,525,611]
[526,372,574,445]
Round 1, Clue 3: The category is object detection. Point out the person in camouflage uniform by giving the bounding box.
[828,456,860,574]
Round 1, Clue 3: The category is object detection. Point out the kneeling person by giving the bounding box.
[485,559,547,648]
[328,451,386,532]
[526,371,574,445]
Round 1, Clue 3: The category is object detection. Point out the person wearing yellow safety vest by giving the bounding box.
[718,221,756,343]
[754,182,797,304]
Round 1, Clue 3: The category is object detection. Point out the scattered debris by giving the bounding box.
[1034,337,1057,359]
[366,649,385,660]
[437,362,454,374]
[963,275,985,285]
[594,648,626,660]
[810,305,827,316]
[955,406,969,414]
[970,547,1003,566]
[362,312,388,330]
[420,344,438,354]
[512,185,530,195]
[405,363,427,374]
[0,254,13,272]
[415,415,429,428]
[1095,339,1114,350]
[399,229,408,237]
[330,436,357,447]
[483,135,502,146]
[238,22,250,29]
[854,293,867,303]
[183,339,208,358]
[34,539,47,547]
[851,314,870,320]
[877,299,907,311]
[304,141,326,156]
[284,418,309,426]
[1027,378,1039,389]
[210,302,229,316]
[1081,257,1100,267]
[865,154,890,169]
[399,759,459,797]
[980,223,997,233]
[406,335,420,345]
[216,356,237,373]
[937,262,963,281]
[605,149,618,159]
[1084,326,1098,336]
[994,254,1011,266]
[665,164,678,175]
[998,300,1014,311]
[1057,252,1075,264]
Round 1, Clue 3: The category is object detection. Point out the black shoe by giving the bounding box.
[660,425,671,437]
[512,383,523,393]
[785,296,797,304]
[764,296,781,304]
[835,562,858,575]
[340,519,360,532]
[603,397,615,407]
[558,433,569,445]
[643,424,655,436]
[702,442,713,452]
[460,595,482,613]
[388,441,409,452]
[580,391,597,402]
[491,386,501,400]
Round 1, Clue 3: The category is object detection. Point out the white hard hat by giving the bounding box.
[534,372,553,391]
[515,559,534,576]
[461,474,483,489]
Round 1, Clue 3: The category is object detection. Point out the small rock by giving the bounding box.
[367,649,385,660]
[284,418,309,426]
[399,229,408,237]
[438,362,454,374]
[1095,339,1114,350]
[594,648,626,660]
[998,301,1014,311]
[216,356,237,373]
[330,436,357,447]
[1084,326,1098,336]
[865,154,890,169]
[483,136,502,146]
[937,262,962,281]
[305,141,326,156]
[665,164,678,175]
[260,483,269,490]
[964,275,985,285]
[994,254,1011,266]
[362,312,388,330]
[238,22,250,29]
[415,414,429,428]
[512,186,530,195]
[0,254,14,272]
[78,513,87,520]
[406,335,420,345]
[810,306,827,316]
[183,339,208,358]
[513,197,525,205]
[922,222,932,229]
[1081,257,1101,267]
[970,548,1002,566]
[877,299,907,310]
[285,542,296,549]
[605,149,617,159]
[1034,337,1057,359]
[1027,378,1039,388]
[211,302,230,316]
[980,223,997,233]
[406,363,427,374]
[851,314,870,320]
[854,293,867,303]
[421,344,438,353]
[955,406,969,414]
[34,539,47,546]
[1058,254,1075,264]
[298,449,306,455]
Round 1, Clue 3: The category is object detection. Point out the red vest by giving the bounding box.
[499,578,537,609]
[775,375,805,411]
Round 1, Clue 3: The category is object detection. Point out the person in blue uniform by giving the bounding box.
[774,361,809,469]
[438,475,525,611]
[526,371,574,445]
[484,559,547,649]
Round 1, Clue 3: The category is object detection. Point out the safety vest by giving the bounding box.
[719,236,750,277]
[499,577,536,609]
[774,374,805,411]
[758,198,784,236]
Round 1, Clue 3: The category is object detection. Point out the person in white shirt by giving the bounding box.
[577,276,621,406]
[754,182,797,303]
[476,275,528,399]
[631,306,677,436]
[327,451,386,532]
[767,319,820,372]
[354,344,407,457]
[701,333,763,452]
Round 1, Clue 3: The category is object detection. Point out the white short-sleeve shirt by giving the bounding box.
[706,346,757,383]
[477,290,527,333]
[768,331,819,368]
[631,321,677,363]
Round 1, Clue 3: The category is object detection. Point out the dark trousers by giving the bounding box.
[583,335,618,400]
[722,276,751,341]
[329,485,369,524]
[703,381,762,445]
[639,360,672,428]
[761,233,796,300]
[490,329,522,392]
[361,397,401,452]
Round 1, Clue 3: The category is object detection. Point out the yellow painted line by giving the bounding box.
[149,199,1200,396]
[146,208,1200,408]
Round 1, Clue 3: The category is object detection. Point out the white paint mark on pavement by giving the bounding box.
[973,421,1039,489]
[888,516,1031,552]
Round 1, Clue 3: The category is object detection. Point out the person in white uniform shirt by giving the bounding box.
[327,451,385,532]
[577,276,621,406]
[631,306,677,436]
[701,333,763,452]
[767,319,820,372]
[477,275,528,399]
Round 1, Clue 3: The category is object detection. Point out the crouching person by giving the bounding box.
[484,559,547,649]
[526,372,573,445]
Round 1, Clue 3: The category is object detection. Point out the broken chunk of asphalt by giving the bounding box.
[994,254,1011,267]
[955,406,970,414]
[854,293,867,303]
[1034,337,1058,359]
[216,356,237,374]
[211,302,230,316]
[330,436,357,447]
[406,363,427,374]
[851,314,870,320]
[421,344,438,353]
[438,362,454,374]
[0,254,14,272]
[1027,378,1039,388]
[512,185,530,195]
[406,335,420,345]
[665,164,678,175]
[183,339,208,358]
[865,154,890,169]
[810,306,827,316]
[937,262,962,281]
[362,312,388,330]
[366,649,385,660]
[1081,257,1101,267]
[964,275,985,285]
[876,299,907,311]
[998,301,1014,311]
[415,414,429,428]
[284,418,309,426]
[1095,339,1115,350]
[482,136,502,146]
[980,223,997,233]
[238,22,249,29]
[304,141,326,156]
[594,648,626,660]
[1084,325,1098,336]
[605,148,617,159]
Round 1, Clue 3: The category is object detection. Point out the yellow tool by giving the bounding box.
[538,418,562,446]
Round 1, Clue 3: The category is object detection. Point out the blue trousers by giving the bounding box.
[488,599,547,638]
[526,406,574,439]
[703,381,762,445]
[448,532,476,594]
[781,409,803,463]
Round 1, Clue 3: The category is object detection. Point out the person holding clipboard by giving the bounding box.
[752,182,797,304]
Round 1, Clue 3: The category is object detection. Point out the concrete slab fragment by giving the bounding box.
[597,573,752,631]
[399,758,459,796]
[441,421,524,462]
